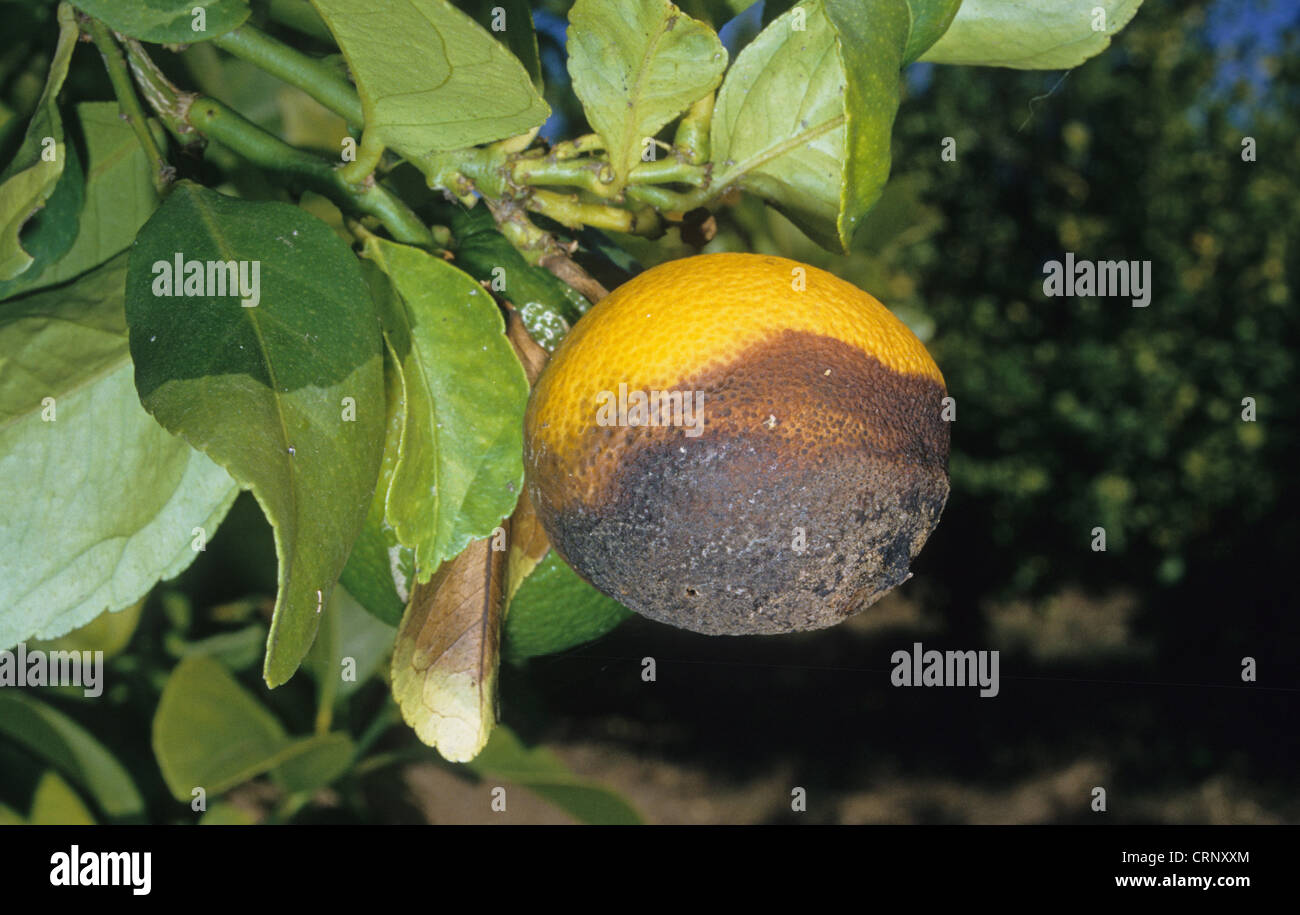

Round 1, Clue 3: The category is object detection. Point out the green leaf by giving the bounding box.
[466,725,642,824]
[920,0,1143,69]
[824,0,910,244]
[70,0,251,43]
[710,0,908,252]
[271,732,355,792]
[567,0,727,189]
[0,2,77,281]
[462,0,544,90]
[153,655,289,799]
[310,0,550,156]
[0,691,145,819]
[0,256,239,649]
[154,655,356,800]
[335,585,396,697]
[29,771,95,825]
[678,0,755,26]
[1,102,160,301]
[338,303,413,627]
[31,599,145,659]
[504,552,633,660]
[166,623,268,671]
[0,138,83,299]
[449,204,590,352]
[335,474,408,626]
[124,182,386,686]
[901,0,963,65]
[363,237,528,581]
[198,801,256,824]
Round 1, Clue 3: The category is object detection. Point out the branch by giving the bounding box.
[539,253,608,304]
[528,188,660,235]
[510,156,617,198]
[213,25,364,127]
[121,36,202,149]
[84,19,174,193]
[185,97,432,247]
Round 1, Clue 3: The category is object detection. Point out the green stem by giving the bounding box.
[213,25,363,126]
[338,131,385,185]
[627,157,709,187]
[424,147,517,204]
[510,156,617,198]
[484,198,563,265]
[529,189,659,235]
[187,97,432,246]
[350,747,430,778]
[549,133,603,160]
[351,702,402,762]
[625,184,699,212]
[673,92,715,164]
[85,20,173,193]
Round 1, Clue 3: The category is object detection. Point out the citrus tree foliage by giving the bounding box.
[0,0,1144,774]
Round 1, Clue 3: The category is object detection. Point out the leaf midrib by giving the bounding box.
[711,16,845,192]
[617,5,674,181]
[717,113,845,191]
[190,191,300,544]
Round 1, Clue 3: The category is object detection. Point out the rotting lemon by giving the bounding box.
[523,252,949,636]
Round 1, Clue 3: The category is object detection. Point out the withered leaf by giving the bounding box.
[391,536,505,762]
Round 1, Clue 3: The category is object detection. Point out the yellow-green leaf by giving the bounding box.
[310,0,549,156]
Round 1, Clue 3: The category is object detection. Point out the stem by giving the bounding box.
[626,184,699,213]
[420,147,506,200]
[351,701,402,762]
[528,189,660,235]
[187,97,432,246]
[510,156,617,198]
[674,92,715,164]
[627,157,709,187]
[539,253,609,303]
[484,198,564,265]
[338,131,385,185]
[349,748,427,778]
[214,25,364,127]
[85,19,173,193]
[549,133,604,160]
